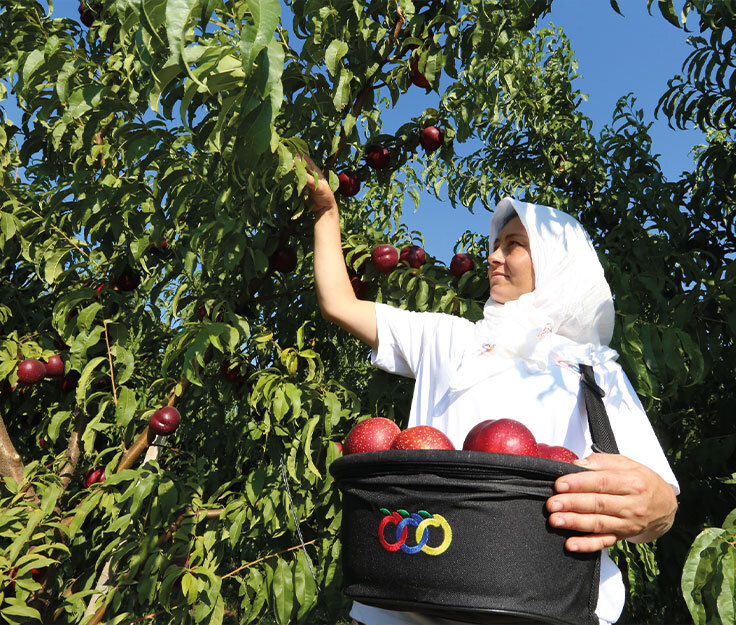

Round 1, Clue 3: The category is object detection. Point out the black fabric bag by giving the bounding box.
[330,365,617,625]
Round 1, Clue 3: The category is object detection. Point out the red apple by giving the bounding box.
[17,359,46,385]
[450,253,474,277]
[343,417,401,454]
[365,144,390,169]
[466,418,539,457]
[390,425,455,450]
[149,406,181,436]
[371,244,399,274]
[84,466,106,487]
[538,444,579,463]
[271,246,298,273]
[420,126,443,152]
[337,171,360,197]
[44,355,65,378]
[462,419,496,451]
[400,245,426,268]
[410,57,431,90]
[350,275,369,299]
[31,567,47,583]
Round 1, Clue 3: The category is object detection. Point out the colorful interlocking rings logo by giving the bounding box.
[377,508,452,556]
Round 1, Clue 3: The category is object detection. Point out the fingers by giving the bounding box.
[564,533,618,553]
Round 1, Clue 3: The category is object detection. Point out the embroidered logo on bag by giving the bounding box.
[377,509,452,555]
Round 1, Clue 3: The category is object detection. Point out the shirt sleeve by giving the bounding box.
[599,363,680,495]
[371,303,461,379]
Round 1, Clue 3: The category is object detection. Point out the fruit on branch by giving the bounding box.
[350,275,369,299]
[149,406,181,436]
[538,444,579,463]
[113,267,140,292]
[17,359,46,385]
[409,57,432,90]
[271,245,298,273]
[148,240,168,255]
[365,144,390,169]
[44,354,65,379]
[31,567,47,583]
[420,126,443,152]
[78,2,95,27]
[59,370,81,393]
[220,361,247,384]
[390,425,455,450]
[337,171,360,197]
[462,419,496,450]
[344,417,401,454]
[84,466,106,487]
[371,244,399,274]
[400,245,426,268]
[450,253,474,277]
[464,418,539,457]
[93,283,105,299]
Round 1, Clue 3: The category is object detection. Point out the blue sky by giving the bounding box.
[1,2,704,264]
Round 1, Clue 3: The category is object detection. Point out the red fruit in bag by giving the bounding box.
[462,419,496,450]
[538,444,579,463]
[466,418,538,457]
[344,417,400,454]
[390,425,455,450]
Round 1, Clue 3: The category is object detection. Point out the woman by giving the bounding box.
[303,155,679,625]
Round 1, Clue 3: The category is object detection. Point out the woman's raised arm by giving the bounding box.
[301,155,378,350]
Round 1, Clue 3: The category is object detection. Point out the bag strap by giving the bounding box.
[579,364,620,454]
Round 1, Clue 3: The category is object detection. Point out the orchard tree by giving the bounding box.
[0,0,733,624]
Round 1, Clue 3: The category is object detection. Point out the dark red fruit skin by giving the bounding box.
[371,244,399,274]
[17,359,46,385]
[400,245,426,268]
[467,418,539,457]
[44,355,65,378]
[538,444,579,463]
[271,246,298,273]
[149,406,181,436]
[365,144,390,169]
[337,171,360,196]
[149,240,168,255]
[31,567,47,583]
[114,268,140,292]
[350,275,369,299]
[450,253,474,278]
[220,361,246,384]
[344,417,401,454]
[79,3,95,27]
[390,425,455,450]
[420,126,443,152]
[84,467,105,487]
[410,57,431,90]
[462,419,496,451]
[59,370,81,393]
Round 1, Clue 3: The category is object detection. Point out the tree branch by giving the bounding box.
[58,410,87,491]
[0,410,24,486]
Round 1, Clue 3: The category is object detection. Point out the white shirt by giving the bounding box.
[350,304,680,625]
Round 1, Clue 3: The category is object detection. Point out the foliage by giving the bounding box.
[0,0,733,623]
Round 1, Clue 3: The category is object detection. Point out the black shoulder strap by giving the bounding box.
[579,364,620,454]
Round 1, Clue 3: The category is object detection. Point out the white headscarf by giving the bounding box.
[448,197,618,392]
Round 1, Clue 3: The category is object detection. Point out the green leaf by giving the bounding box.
[44,248,70,284]
[271,557,294,625]
[111,345,135,385]
[333,68,352,112]
[242,0,281,72]
[325,40,348,76]
[166,0,198,64]
[75,356,108,406]
[115,386,137,427]
[22,50,45,84]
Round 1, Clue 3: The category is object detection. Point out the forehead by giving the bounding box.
[496,216,528,239]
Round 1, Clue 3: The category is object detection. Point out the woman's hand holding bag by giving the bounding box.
[546,453,678,553]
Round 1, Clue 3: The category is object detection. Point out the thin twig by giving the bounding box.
[103,320,118,404]
[221,539,318,578]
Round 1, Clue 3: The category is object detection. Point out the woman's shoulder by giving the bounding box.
[375,302,476,332]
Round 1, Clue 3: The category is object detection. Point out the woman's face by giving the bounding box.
[488,216,535,303]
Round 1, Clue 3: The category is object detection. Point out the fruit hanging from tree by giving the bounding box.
[44,355,65,379]
[400,244,427,268]
[149,406,181,436]
[337,171,361,196]
[371,244,399,274]
[420,125,443,152]
[17,359,46,385]
[365,144,391,169]
[271,245,298,273]
[450,253,474,277]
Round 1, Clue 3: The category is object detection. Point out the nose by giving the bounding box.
[488,246,504,268]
